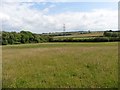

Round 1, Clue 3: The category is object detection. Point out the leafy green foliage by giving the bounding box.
[2,31,52,45]
[104,31,120,37]
[2,30,120,45]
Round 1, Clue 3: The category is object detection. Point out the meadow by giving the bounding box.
[2,42,118,88]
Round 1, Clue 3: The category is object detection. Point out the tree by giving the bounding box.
[33,34,40,43]
[2,31,9,45]
[88,30,91,33]
[2,31,54,45]
[8,33,14,44]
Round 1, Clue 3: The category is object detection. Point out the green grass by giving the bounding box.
[2,42,118,88]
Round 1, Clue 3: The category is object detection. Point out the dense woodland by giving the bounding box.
[1,30,120,45]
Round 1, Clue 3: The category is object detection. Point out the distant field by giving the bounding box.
[54,32,103,38]
[2,42,118,88]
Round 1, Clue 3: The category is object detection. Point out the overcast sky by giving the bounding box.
[0,0,118,33]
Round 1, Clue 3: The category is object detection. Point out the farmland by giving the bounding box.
[54,31,104,38]
[2,31,120,45]
[2,42,118,88]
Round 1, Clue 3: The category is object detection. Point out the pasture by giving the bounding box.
[2,42,118,88]
[53,32,103,38]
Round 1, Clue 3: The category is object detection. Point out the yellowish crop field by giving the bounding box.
[54,32,104,38]
[2,42,118,88]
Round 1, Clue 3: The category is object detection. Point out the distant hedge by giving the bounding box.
[50,31,120,42]
[50,37,120,42]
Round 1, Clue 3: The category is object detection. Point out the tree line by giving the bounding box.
[1,31,52,45]
[1,30,120,45]
[103,30,120,37]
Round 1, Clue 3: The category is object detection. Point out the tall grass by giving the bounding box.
[2,42,118,88]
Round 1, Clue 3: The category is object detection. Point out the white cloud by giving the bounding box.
[42,4,56,13]
[1,2,118,33]
[0,12,10,21]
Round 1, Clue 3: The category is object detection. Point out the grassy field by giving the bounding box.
[54,32,103,38]
[52,32,104,42]
[2,42,118,88]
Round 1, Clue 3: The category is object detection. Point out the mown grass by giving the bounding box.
[2,42,118,88]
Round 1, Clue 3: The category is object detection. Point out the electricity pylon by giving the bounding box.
[63,24,65,36]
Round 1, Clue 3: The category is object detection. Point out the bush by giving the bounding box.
[93,37,109,42]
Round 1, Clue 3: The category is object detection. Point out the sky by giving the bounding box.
[0,1,118,33]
